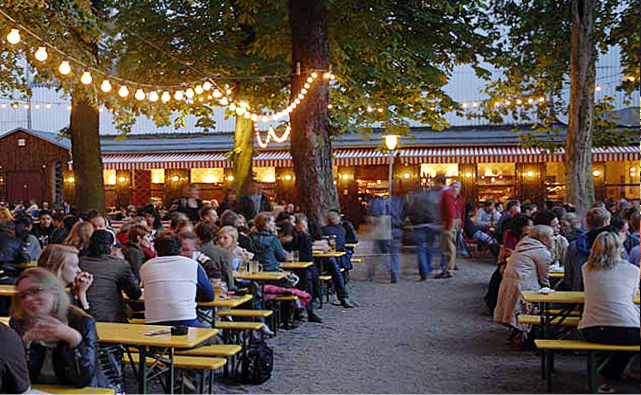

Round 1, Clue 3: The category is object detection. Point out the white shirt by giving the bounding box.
[140,255,199,323]
[579,261,640,330]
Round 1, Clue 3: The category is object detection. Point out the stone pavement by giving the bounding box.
[129,241,639,393]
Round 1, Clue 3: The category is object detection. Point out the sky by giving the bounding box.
[0,45,637,137]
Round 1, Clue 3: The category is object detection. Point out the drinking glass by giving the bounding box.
[293,251,300,262]
[250,260,260,273]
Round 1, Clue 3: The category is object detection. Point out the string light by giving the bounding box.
[203,81,212,91]
[195,85,204,95]
[118,85,129,98]
[161,91,171,102]
[100,80,112,92]
[80,70,93,85]
[34,46,48,62]
[6,28,20,44]
[58,60,71,75]
[148,91,159,102]
[174,90,184,101]
[185,88,195,99]
[135,88,145,101]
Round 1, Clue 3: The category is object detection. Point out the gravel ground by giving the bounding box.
[127,238,639,394]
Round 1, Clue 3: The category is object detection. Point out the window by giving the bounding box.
[103,170,117,185]
[477,163,516,203]
[254,167,276,183]
[190,168,223,184]
[18,138,26,146]
[151,169,165,184]
[545,162,565,201]
[420,163,458,178]
[605,161,640,200]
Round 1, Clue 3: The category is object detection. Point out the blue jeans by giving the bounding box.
[375,230,402,281]
[414,226,444,278]
[154,318,203,327]
[317,258,349,300]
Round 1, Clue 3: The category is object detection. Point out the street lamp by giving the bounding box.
[384,134,399,213]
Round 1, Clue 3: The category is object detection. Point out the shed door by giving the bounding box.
[7,172,44,204]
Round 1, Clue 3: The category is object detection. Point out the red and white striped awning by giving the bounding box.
[103,153,231,170]
[101,146,638,169]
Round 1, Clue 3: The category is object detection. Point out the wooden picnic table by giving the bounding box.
[233,271,289,281]
[32,384,115,394]
[15,261,37,269]
[0,285,16,297]
[96,322,217,394]
[345,243,358,249]
[278,261,314,270]
[548,271,564,279]
[313,251,346,258]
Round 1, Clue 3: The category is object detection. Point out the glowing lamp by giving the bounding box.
[34,46,48,62]
[384,135,398,150]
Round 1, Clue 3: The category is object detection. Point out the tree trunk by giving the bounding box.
[289,0,339,229]
[70,95,105,213]
[566,0,596,221]
[232,116,255,197]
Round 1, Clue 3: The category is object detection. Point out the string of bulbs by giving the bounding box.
[1,16,336,126]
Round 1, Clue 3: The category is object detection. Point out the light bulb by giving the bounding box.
[251,114,258,122]
[528,98,534,104]
[185,88,195,99]
[239,101,248,108]
[34,46,48,62]
[229,103,237,112]
[161,91,171,102]
[539,97,545,102]
[301,88,307,94]
[135,88,145,101]
[148,91,159,102]
[58,60,71,75]
[298,93,304,100]
[307,77,313,83]
[235,106,245,115]
[118,85,129,97]
[203,81,212,91]
[595,85,602,92]
[472,101,478,107]
[516,99,523,105]
[243,112,251,119]
[327,104,333,109]
[220,97,229,106]
[261,115,268,122]
[174,90,184,101]
[100,80,112,92]
[6,28,20,44]
[323,72,331,79]
[226,89,232,95]
[195,85,204,95]
[304,83,310,89]
[80,71,93,85]
[329,74,336,80]
[213,89,222,98]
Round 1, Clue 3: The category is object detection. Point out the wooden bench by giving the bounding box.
[517,314,580,326]
[176,344,243,377]
[32,384,115,394]
[129,318,146,324]
[214,321,265,345]
[535,339,640,393]
[351,258,362,264]
[217,309,273,318]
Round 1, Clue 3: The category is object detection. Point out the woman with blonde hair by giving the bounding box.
[579,231,640,393]
[9,267,108,388]
[0,206,13,221]
[494,225,554,347]
[38,245,93,310]
[64,221,94,255]
[217,225,253,271]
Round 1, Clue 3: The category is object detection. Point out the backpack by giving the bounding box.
[233,340,273,384]
[484,265,503,316]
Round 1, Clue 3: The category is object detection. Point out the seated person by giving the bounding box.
[194,221,234,289]
[534,210,569,265]
[140,232,214,327]
[38,245,93,311]
[79,231,142,322]
[220,209,256,254]
[0,221,30,281]
[200,206,218,225]
[64,221,94,257]
[318,213,355,308]
[121,225,150,283]
[249,212,289,272]
[216,226,253,273]
[0,321,30,393]
[10,268,108,388]
[579,231,640,393]
[475,200,500,228]
[629,244,640,267]
[463,203,499,256]
[278,223,322,323]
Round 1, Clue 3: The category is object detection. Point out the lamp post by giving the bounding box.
[384,134,398,209]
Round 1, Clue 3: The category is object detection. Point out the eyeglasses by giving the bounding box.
[16,286,45,300]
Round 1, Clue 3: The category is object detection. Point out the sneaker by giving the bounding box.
[260,325,275,337]
[308,311,323,323]
[435,271,452,278]
[597,384,616,394]
[341,298,355,308]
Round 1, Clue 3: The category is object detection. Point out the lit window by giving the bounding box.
[103,170,117,185]
[254,167,276,183]
[151,169,165,184]
[190,168,223,184]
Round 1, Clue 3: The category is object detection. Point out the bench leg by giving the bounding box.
[541,348,546,381]
[546,350,554,393]
[587,351,598,394]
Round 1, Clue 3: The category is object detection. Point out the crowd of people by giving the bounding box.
[0,183,359,392]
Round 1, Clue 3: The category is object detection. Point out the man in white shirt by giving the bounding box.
[140,232,214,326]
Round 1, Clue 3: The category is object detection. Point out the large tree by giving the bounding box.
[481,0,638,218]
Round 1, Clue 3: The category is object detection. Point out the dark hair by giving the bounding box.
[484,200,494,208]
[276,212,293,224]
[522,203,535,213]
[200,206,215,220]
[609,216,628,233]
[510,215,533,239]
[630,211,640,233]
[86,209,101,220]
[278,223,296,236]
[154,232,182,256]
[544,200,555,210]
[14,215,33,241]
[63,216,79,232]
[39,209,52,218]
[52,213,64,222]
[178,231,197,242]
[551,206,566,221]
[434,173,447,184]
[87,230,114,257]
[220,210,240,228]
[128,225,149,244]
[534,210,557,226]
[465,202,475,217]
[194,221,218,243]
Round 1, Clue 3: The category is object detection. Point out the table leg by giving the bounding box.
[168,347,175,394]
[139,346,147,394]
[587,351,598,394]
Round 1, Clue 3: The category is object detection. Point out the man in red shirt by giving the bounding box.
[436,181,464,278]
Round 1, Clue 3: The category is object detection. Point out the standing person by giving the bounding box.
[579,232,640,394]
[373,193,406,283]
[79,231,141,322]
[240,183,272,224]
[176,184,203,223]
[436,181,464,279]
[140,233,214,327]
[10,268,109,388]
[496,200,521,242]
[32,210,55,248]
[494,225,555,347]
[407,174,446,281]
[217,189,239,216]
